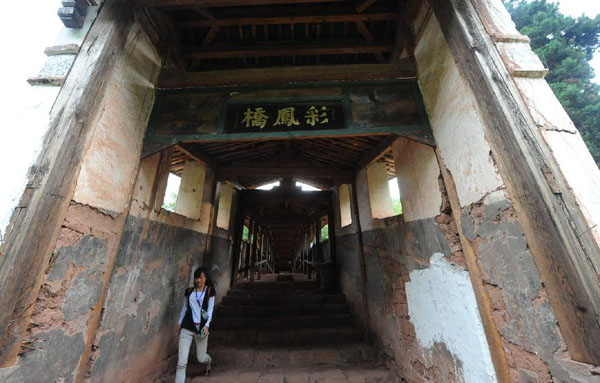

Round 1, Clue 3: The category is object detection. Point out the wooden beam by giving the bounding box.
[354,135,398,171]
[354,21,385,62]
[186,42,394,59]
[216,166,353,181]
[141,140,179,158]
[178,13,398,28]
[192,6,215,19]
[175,143,219,170]
[158,61,416,88]
[149,125,428,143]
[356,0,377,13]
[201,24,220,48]
[137,0,343,7]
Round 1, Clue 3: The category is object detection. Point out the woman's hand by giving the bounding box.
[203,326,210,336]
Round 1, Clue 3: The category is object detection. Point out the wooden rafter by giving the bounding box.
[355,134,398,171]
[354,20,385,62]
[176,143,219,169]
[201,24,220,47]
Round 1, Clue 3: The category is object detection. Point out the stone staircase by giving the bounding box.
[159,280,398,382]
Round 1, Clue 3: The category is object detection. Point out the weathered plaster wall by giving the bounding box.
[332,184,366,327]
[205,183,240,304]
[406,253,496,383]
[81,151,214,383]
[0,11,164,383]
[415,9,505,208]
[88,215,206,383]
[350,137,495,382]
[413,6,600,381]
[392,137,442,222]
[72,17,160,215]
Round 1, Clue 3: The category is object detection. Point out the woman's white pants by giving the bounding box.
[175,328,211,383]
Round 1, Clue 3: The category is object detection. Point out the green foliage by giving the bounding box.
[503,0,600,165]
[392,199,403,215]
[320,224,329,242]
[242,225,249,241]
[161,192,178,212]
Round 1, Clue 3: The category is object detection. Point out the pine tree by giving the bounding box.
[503,0,600,165]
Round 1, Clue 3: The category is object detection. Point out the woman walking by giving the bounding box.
[176,267,216,382]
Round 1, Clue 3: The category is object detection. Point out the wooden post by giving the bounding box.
[244,219,254,279]
[308,223,314,280]
[250,225,260,284]
[351,180,370,343]
[327,191,337,265]
[230,203,245,287]
[303,225,308,275]
[257,230,264,280]
[315,219,322,263]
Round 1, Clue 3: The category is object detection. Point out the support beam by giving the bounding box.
[176,143,218,170]
[327,193,337,265]
[187,42,394,60]
[178,13,398,28]
[355,135,398,171]
[217,166,353,182]
[354,21,385,62]
[148,125,427,143]
[350,179,370,342]
[137,0,343,7]
[356,0,376,13]
[201,25,220,48]
[157,62,416,88]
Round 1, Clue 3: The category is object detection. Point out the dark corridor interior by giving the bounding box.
[168,135,398,284]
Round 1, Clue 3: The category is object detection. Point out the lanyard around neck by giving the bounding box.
[194,287,206,308]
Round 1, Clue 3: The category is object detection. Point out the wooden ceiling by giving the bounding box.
[170,135,397,189]
[138,0,415,73]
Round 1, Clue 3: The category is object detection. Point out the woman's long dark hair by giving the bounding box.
[192,267,214,289]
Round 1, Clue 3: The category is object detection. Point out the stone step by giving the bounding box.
[206,344,381,369]
[216,303,351,318]
[227,289,331,296]
[182,366,396,383]
[210,327,362,346]
[233,282,319,291]
[221,294,346,306]
[211,314,354,330]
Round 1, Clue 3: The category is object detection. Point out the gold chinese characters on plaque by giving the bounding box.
[225,102,345,133]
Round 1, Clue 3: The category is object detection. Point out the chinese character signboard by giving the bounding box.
[224,102,345,133]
